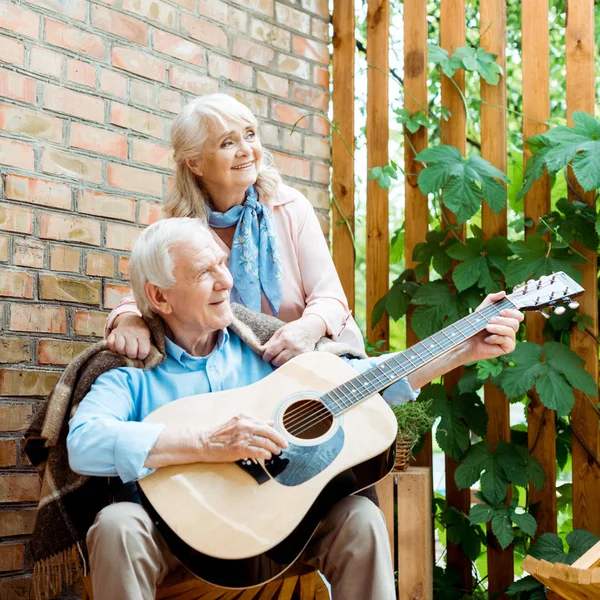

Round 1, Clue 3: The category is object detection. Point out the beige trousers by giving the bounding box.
[87,496,395,600]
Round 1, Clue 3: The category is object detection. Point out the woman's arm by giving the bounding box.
[104,293,141,337]
[104,294,152,360]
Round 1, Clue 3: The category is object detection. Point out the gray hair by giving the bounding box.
[129,217,211,318]
[163,93,281,221]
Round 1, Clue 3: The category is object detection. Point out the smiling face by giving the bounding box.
[187,116,263,208]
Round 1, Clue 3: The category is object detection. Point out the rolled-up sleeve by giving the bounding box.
[67,369,164,483]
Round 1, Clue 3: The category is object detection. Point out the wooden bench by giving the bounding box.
[82,467,432,600]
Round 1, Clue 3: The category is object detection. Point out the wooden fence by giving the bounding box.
[331,0,599,597]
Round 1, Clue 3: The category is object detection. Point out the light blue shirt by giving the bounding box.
[67,329,418,484]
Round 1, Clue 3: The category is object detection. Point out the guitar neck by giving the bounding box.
[322,296,517,415]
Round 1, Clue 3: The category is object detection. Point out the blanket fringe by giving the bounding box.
[33,544,85,600]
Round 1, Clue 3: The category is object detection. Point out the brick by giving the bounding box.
[110,103,164,138]
[13,239,44,269]
[0,338,30,364]
[0,138,34,170]
[313,160,329,184]
[304,135,330,159]
[180,14,227,49]
[86,252,114,277]
[168,66,218,95]
[50,246,81,272]
[29,0,86,20]
[118,256,130,278]
[0,404,32,431]
[100,69,127,99]
[0,32,24,65]
[107,163,163,196]
[130,79,156,109]
[41,274,101,305]
[105,283,131,309]
[10,304,66,334]
[0,236,8,261]
[208,54,253,86]
[257,72,289,97]
[273,151,310,180]
[250,19,290,51]
[0,269,34,298]
[0,543,24,571]
[312,116,329,136]
[112,46,166,83]
[170,0,194,9]
[301,0,328,17]
[226,88,268,118]
[91,4,148,44]
[38,339,90,365]
[66,58,96,88]
[259,122,279,146]
[316,210,329,235]
[230,0,273,17]
[313,65,329,89]
[132,138,174,169]
[0,474,41,503]
[0,576,33,599]
[198,0,247,30]
[6,174,71,210]
[0,440,17,467]
[293,36,329,65]
[158,88,182,114]
[0,510,37,536]
[0,369,59,396]
[105,223,141,251]
[275,3,310,34]
[0,3,40,39]
[138,201,162,225]
[277,54,310,80]
[45,19,105,60]
[153,29,203,65]
[40,213,101,246]
[0,205,32,234]
[29,46,62,78]
[312,17,329,40]
[232,38,274,67]
[282,130,302,152]
[71,123,128,159]
[271,101,309,129]
[42,82,105,123]
[42,148,102,184]
[122,0,176,28]
[0,69,36,104]
[73,310,107,336]
[79,189,136,221]
[0,102,63,143]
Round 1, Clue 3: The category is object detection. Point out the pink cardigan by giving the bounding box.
[105,184,364,351]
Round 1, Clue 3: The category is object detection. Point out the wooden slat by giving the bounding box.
[480,2,513,597]
[366,0,390,349]
[403,0,432,470]
[522,0,556,542]
[566,0,600,538]
[331,0,355,313]
[376,471,396,569]
[440,0,470,591]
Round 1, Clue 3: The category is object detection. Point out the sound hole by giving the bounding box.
[282,399,333,440]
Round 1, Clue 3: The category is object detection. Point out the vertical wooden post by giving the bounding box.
[332,0,356,313]
[440,0,471,592]
[566,0,600,537]
[522,0,556,541]
[366,0,390,349]
[480,2,513,597]
[404,0,431,468]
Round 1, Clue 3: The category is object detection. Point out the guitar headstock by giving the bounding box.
[507,272,584,314]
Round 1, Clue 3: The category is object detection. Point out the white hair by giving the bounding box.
[129,218,211,318]
[163,93,281,221]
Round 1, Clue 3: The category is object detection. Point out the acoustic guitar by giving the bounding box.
[138,272,583,588]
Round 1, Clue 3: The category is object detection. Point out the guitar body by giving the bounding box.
[138,351,398,588]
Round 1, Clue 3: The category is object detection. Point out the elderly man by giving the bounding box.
[67,218,523,600]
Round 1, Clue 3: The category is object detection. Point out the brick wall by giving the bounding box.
[0,0,331,593]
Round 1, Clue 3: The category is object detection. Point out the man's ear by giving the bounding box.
[145,282,173,317]
[185,158,203,177]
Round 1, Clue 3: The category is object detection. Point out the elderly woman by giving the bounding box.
[106,93,363,366]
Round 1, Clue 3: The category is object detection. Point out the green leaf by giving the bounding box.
[491,509,514,550]
[454,390,488,438]
[428,43,463,78]
[469,503,495,524]
[544,341,598,396]
[372,270,418,327]
[495,342,545,399]
[442,507,483,561]
[458,366,484,393]
[495,441,528,488]
[536,368,575,418]
[455,442,492,490]
[529,533,567,563]
[510,506,537,538]
[536,198,598,251]
[565,530,600,562]
[410,280,461,339]
[505,576,544,596]
[526,456,546,492]
[455,46,504,85]
[432,392,470,461]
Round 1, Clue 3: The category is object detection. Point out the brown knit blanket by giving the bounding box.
[24,304,365,600]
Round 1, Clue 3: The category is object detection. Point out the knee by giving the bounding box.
[87,502,153,550]
[336,496,387,541]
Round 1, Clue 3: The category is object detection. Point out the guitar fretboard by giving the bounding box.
[321,297,516,416]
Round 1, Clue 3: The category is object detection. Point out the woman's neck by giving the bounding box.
[205,185,247,213]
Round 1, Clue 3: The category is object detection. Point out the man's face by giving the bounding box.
[159,233,234,334]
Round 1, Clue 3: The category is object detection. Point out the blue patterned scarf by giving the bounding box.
[208,186,282,315]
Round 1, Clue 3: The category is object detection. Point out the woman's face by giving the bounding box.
[190,116,263,202]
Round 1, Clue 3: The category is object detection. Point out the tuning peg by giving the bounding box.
[538,310,551,319]
[568,301,579,310]
[554,306,567,316]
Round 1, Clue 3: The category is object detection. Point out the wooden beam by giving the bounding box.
[332,0,356,313]
[366,0,390,349]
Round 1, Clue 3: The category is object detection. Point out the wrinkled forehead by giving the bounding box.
[170,233,226,274]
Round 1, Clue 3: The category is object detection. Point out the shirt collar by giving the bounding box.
[164,328,230,366]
